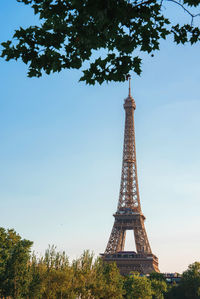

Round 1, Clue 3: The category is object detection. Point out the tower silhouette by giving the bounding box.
[101,78,159,275]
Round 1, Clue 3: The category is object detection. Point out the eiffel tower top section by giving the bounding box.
[124,75,136,109]
[117,76,141,214]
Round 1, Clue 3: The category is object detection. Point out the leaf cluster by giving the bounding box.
[1,0,200,84]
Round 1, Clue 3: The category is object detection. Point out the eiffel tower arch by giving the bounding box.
[101,78,159,275]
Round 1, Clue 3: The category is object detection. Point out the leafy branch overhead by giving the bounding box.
[1,0,200,84]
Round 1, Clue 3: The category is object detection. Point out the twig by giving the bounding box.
[165,0,200,25]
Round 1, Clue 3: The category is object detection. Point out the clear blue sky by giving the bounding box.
[0,0,200,273]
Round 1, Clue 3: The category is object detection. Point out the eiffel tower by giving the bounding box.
[101,77,159,275]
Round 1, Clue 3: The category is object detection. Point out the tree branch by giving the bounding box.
[166,0,200,25]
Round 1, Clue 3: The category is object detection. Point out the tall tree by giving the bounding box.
[177,262,200,299]
[165,262,200,299]
[123,273,152,299]
[72,251,124,299]
[149,273,167,299]
[0,227,33,298]
[36,245,75,299]
[1,0,200,84]
[99,261,124,298]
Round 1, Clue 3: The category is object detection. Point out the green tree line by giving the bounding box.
[0,227,200,298]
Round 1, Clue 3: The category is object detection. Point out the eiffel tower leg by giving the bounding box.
[133,218,152,254]
[120,230,126,251]
[105,225,126,254]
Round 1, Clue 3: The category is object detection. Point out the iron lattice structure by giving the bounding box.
[102,79,159,274]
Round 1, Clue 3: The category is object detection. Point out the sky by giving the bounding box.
[0,1,200,274]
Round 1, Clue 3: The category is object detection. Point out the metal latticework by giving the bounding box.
[104,79,153,256]
[117,93,140,212]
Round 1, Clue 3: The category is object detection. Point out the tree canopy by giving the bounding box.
[166,262,200,299]
[1,227,200,299]
[1,0,200,84]
[0,227,33,298]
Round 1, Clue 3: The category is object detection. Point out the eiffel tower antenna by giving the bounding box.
[128,75,131,97]
[101,83,159,275]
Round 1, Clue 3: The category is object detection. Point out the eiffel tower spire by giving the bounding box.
[128,75,131,97]
[117,76,141,213]
[101,79,159,275]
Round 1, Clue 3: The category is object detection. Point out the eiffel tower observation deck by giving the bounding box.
[101,77,159,275]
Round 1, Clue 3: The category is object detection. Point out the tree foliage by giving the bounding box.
[1,0,200,84]
[0,227,33,298]
[166,262,200,299]
[123,273,152,298]
[1,227,200,298]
